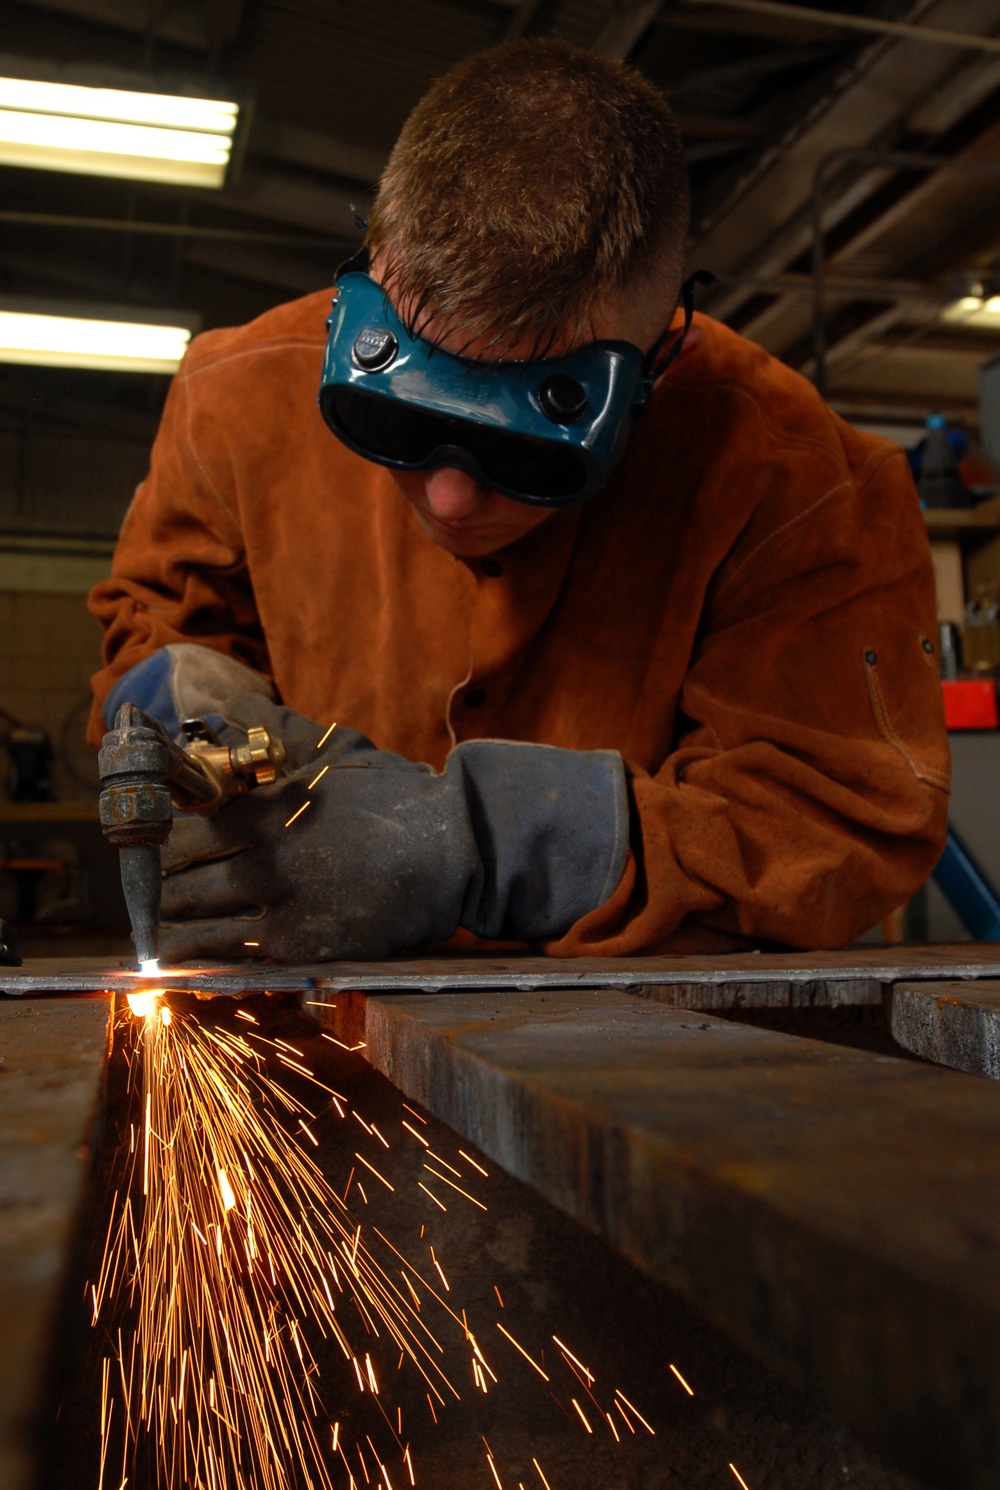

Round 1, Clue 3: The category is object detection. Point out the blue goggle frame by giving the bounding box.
[317,262,712,507]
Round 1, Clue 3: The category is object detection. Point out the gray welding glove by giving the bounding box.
[101,643,275,741]
[159,695,628,964]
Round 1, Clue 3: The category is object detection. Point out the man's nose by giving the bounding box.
[423,465,490,520]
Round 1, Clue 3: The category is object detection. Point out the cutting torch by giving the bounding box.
[98,703,286,967]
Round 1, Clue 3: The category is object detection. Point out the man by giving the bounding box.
[88,39,949,965]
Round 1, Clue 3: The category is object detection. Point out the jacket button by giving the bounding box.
[864,649,877,665]
[480,558,503,577]
[922,638,934,654]
[464,686,487,708]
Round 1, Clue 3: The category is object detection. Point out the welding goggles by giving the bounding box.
[318,256,712,507]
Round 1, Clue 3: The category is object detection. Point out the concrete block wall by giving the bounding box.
[0,590,104,801]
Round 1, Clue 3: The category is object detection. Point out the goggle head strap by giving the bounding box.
[643,269,718,384]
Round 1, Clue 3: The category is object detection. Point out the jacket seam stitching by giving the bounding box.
[864,659,949,791]
[178,365,241,527]
[712,443,896,610]
[181,336,325,382]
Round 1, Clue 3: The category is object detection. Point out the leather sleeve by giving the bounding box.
[86,354,270,748]
[543,444,951,955]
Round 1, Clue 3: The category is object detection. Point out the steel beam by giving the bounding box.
[892,980,1000,1077]
[317,983,1000,1490]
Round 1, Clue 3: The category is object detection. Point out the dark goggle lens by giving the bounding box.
[328,387,588,501]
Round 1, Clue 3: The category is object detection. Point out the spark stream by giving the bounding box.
[88,990,721,1490]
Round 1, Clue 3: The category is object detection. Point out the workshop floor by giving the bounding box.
[41,993,927,1490]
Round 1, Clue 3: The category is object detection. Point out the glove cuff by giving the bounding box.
[102,645,274,741]
[448,740,629,942]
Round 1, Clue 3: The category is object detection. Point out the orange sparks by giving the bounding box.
[284,800,311,828]
[614,1388,655,1436]
[423,1164,487,1211]
[417,1181,447,1211]
[243,940,259,947]
[402,1120,429,1146]
[729,1467,753,1490]
[532,1458,552,1490]
[316,720,338,749]
[606,1411,620,1442]
[142,1090,151,1196]
[571,1398,593,1433]
[218,1168,237,1212]
[552,1336,594,1385]
[494,1284,504,1308]
[496,1323,549,1381]
[458,1149,488,1176]
[402,1103,427,1124]
[235,1009,258,1024]
[425,1150,461,1177]
[355,1151,395,1191]
[308,764,330,790]
[669,1362,695,1395]
[429,1247,450,1292]
[486,1450,503,1488]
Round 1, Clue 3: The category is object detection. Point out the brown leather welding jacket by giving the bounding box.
[87,290,950,956]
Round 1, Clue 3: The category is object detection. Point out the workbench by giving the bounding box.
[3,944,1000,1490]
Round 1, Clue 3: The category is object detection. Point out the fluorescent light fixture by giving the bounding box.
[941,294,1000,330]
[0,70,240,187]
[0,297,199,373]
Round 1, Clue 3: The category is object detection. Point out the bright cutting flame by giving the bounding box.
[126,990,158,1019]
[138,958,161,977]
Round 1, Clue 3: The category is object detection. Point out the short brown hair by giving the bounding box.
[367,38,690,357]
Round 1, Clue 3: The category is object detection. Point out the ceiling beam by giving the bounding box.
[664,44,834,98]
[182,242,343,296]
[213,170,370,240]
[691,0,1000,309]
[249,119,388,189]
[592,1,667,60]
[681,0,1000,56]
[12,0,212,50]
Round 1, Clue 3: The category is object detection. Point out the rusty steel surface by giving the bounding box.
[0,994,111,1490]
[317,984,1000,1490]
[4,943,1000,1002]
[891,981,1000,1079]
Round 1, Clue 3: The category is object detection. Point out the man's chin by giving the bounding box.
[415,510,511,557]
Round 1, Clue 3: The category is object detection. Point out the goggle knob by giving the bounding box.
[538,374,588,425]
[353,327,399,371]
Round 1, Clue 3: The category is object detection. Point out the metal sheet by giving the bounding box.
[3,943,1000,1001]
